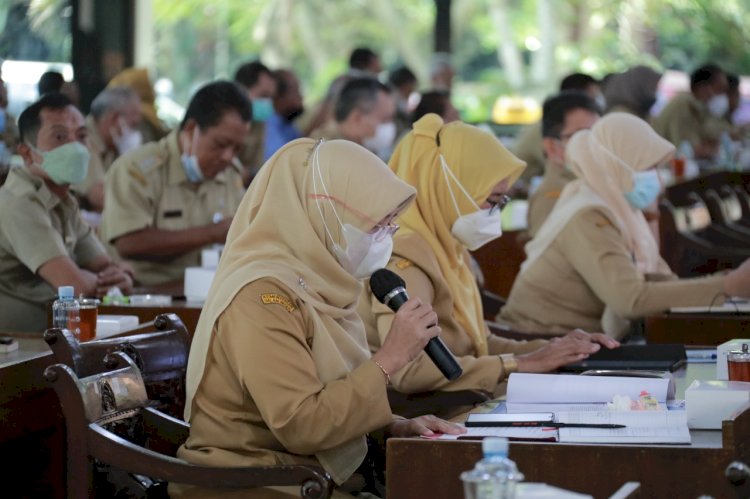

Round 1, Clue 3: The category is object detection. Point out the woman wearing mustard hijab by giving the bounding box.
[108,68,169,143]
[359,114,618,415]
[174,138,463,498]
[499,113,750,338]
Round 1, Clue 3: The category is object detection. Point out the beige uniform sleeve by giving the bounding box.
[512,123,545,181]
[71,211,106,266]
[1,197,70,273]
[527,189,559,239]
[215,281,393,456]
[486,329,548,356]
[101,156,156,243]
[372,261,508,395]
[654,99,702,148]
[559,208,726,319]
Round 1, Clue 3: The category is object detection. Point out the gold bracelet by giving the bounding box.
[499,354,518,374]
[373,360,391,385]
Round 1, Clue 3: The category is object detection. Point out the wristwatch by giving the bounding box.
[499,354,518,374]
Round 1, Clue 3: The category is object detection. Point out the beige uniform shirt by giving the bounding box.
[652,92,722,149]
[359,233,547,397]
[100,130,244,285]
[527,163,577,238]
[499,207,726,335]
[178,278,393,477]
[512,121,545,182]
[0,168,104,332]
[237,121,266,185]
[74,115,118,199]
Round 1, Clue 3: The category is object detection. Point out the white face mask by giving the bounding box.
[363,122,397,156]
[112,117,143,155]
[181,127,204,183]
[311,142,394,279]
[708,93,729,118]
[440,155,503,251]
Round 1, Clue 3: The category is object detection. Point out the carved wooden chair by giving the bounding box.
[45,352,333,499]
[44,313,190,418]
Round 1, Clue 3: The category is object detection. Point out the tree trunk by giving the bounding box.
[488,0,524,89]
[531,0,555,86]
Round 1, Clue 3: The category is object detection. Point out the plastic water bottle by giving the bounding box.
[460,438,523,498]
[52,286,81,339]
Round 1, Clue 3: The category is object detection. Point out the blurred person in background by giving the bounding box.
[388,66,418,139]
[109,67,169,144]
[411,90,460,125]
[310,77,396,160]
[603,65,662,121]
[653,63,728,160]
[234,60,277,185]
[526,92,600,238]
[263,68,304,161]
[513,72,602,185]
[74,87,142,211]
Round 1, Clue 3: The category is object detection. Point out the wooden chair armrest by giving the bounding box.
[142,407,190,448]
[88,424,333,497]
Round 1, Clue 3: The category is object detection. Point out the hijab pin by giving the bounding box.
[298,277,308,290]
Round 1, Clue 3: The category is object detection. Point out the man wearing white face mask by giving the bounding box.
[311,77,397,160]
[654,63,729,160]
[73,86,142,212]
[0,93,133,332]
[101,81,250,286]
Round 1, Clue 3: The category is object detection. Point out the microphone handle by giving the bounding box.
[424,336,463,381]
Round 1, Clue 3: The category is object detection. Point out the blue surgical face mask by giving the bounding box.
[30,141,90,185]
[624,170,661,210]
[252,98,275,122]
[181,127,204,183]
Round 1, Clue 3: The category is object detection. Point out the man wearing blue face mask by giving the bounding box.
[101,81,250,286]
[0,93,133,332]
[234,60,277,186]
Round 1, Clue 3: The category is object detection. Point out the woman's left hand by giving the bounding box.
[387,415,466,438]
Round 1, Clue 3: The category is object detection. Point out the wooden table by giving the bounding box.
[645,311,750,345]
[100,300,203,338]
[386,364,750,499]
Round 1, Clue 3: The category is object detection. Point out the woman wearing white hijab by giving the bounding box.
[173,138,463,498]
[499,113,750,338]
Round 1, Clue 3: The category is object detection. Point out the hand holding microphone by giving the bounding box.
[370,269,463,381]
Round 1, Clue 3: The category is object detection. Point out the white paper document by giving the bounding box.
[556,410,691,444]
[431,425,557,441]
[506,373,670,406]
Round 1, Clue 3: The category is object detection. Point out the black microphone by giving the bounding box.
[370,268,463,381]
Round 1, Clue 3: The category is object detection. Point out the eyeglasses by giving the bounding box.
[372,222,399,241]
[488,194,511,215]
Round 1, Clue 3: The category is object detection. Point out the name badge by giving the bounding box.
[163,210,183,218]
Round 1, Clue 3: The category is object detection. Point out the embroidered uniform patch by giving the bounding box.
[261,293,296,312]
[395,259,412,270]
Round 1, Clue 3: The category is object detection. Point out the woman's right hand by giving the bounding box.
[515,330,608,373]
[725,259,750,297]
[372,298,440,376]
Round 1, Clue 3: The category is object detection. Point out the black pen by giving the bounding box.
[465,421,626,429]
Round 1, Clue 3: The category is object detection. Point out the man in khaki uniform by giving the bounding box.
[527,92,600,237]
[101,81,251,286]
[0,94,132,332]
[234,61,277,186]
[653,63,729,160]
[513,73,604,184]
[74,87,142,211]
[310,77,396,154]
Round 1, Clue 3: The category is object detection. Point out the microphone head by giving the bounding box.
[370,268,405,304]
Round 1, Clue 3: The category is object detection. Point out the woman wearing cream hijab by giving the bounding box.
[359,114,617,415]
[499,113,750,338]
[174,138,463,498]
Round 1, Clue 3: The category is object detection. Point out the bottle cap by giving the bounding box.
[58,286,74,298]
[482,437,509,456]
